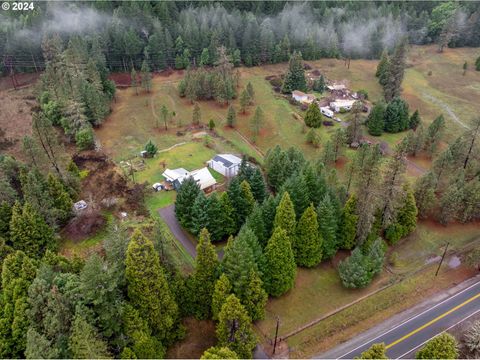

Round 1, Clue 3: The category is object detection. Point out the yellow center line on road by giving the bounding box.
[386,292,480,350]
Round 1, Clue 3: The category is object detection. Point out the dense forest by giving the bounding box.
[2,1,480,73]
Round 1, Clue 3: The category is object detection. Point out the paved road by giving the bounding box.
[158,205,197,258]
[325,278,480,359]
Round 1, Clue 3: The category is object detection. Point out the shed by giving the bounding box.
[292,90,316,105]
[329,99,357,112]
[208,154,242,177]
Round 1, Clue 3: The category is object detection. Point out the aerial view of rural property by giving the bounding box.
[1,1,480,359]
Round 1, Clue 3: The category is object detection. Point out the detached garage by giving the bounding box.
[207,154,242,177]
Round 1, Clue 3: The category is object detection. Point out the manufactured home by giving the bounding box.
[292,90,316,105]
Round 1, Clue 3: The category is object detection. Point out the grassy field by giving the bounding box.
[93,44,480,357]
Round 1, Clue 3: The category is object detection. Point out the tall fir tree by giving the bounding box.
[367,102,386,136]
[264,227,296,297]
[68,313,110,359]
[248,168,267,203]
[226,105,236,127]
[211,274,232,321]
[192,103,201,125]
[125,229,178,341]
[221,234,258,299]
[273,192,297,239]
[281,174,310,219]
[175,177,201,230]
[219,192,236,237]
[409,109,421,130]
[317,194,339,260]
[242,270,268,321]
[216,294,257,359]
[245,204,268,248]
[9,202,55,258]
[191,229,219,319]
[338,195,358,250]
[304,103,322,128]
[281,51,307,93]
[293,204,322,267]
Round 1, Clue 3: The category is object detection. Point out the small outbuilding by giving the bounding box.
[208,154,242,177]
[292,90,316,105]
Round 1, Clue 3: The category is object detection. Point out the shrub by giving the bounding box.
[75,126,95,150]
[357,89,369,100]
[208,119,216,130]
[416,333,458,359]
[323,120,334,126]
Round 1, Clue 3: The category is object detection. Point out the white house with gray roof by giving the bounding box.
[207,154,242,177]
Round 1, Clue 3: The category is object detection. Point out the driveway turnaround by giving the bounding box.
[158,205,197,258]
[322,277,480,359]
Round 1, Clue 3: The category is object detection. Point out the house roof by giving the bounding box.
[162,168,189,181]
[292,90,315,100]
[212,154,242,168]
[190,167,217,190]
[330,99,357,107]
[327,84,347,91]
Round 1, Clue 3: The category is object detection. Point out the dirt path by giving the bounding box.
[422,92,470,130]
[158,205,197,258]
[234,129,265,158]
[158,142,188,153]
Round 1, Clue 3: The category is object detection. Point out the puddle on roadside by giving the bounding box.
[448,255,461,269]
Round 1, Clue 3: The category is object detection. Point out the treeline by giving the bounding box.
[3,2,480,74]
[39,35,115,150]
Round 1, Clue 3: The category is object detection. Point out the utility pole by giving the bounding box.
[435,242,450,277]
[273,316,280,355]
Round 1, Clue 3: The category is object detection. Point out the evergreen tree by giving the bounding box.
[69,314,110,359]
[312,75,326,92]
[175,177,201,229]
[367,102,386,136]
[274,192,297,239]
[281,51,307,93]
[243,270,268,321]
[238,225,266,278]
[384,98,409,133]
[264,227,296,297]
[317,194,338,260]
[424,115,445,155]
[140,60,152,93]
[219,192,236,237]
[376,51,390,78]
[221,235,258,298]
[414,172,437,219]
[191,192,209,235]
[239,89,250,114]
[191,229,219,319]
[216,294,257,359]
[281,175,310,219]
[226,105,236,127]
[125,229,178,340]
[338,195,358,250]
[227,177,253,229]
[250,106,264,143]
[338,239,385,289]
[206,193,229,242]
[245,204,268,247]
[304,103,322,128]
[9,202,55,258]
[248,168,267,203]
[200,48,210,66]
[0,251,37,358]
[211,274,232,321]
[293,204,322,267]
[192,103,201,125]
[416,333,458,359]
[260,195,280,242]
[246,82,255,104]
[384,40,407,102]
[409,110,421,130]
[201,346,238,359]
[0,201,12,239]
